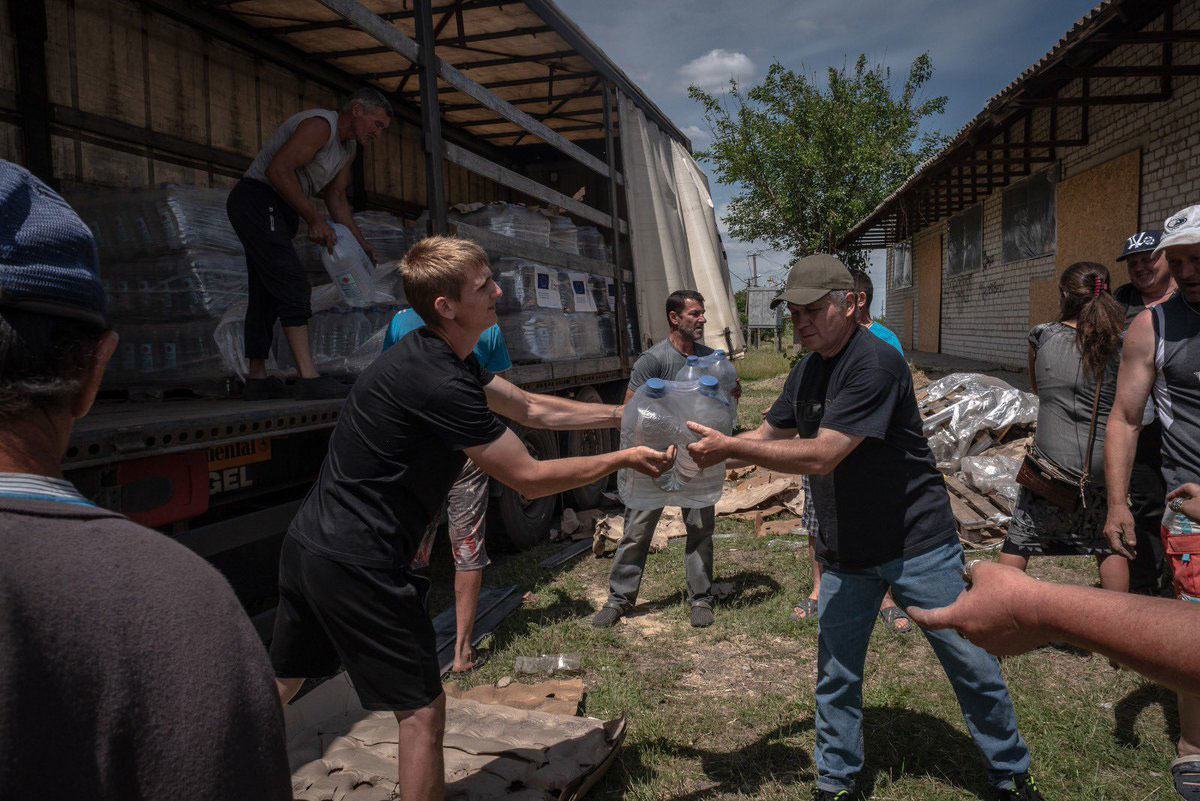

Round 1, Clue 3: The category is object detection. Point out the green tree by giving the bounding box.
[690,54,948,270]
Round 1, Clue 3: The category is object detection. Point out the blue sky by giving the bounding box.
[555,0,1099,316]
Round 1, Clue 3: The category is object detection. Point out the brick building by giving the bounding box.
[841,0,1200,369]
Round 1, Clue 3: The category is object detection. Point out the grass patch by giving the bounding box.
[736,345,795,383]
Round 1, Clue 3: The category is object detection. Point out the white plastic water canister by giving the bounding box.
[320,221,375,307]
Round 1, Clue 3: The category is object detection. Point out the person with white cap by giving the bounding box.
[1104,204,1200,801]
[685,254,1043,801]
[1112,230,1176,596]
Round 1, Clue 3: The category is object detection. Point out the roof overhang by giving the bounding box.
[840,0,1188,250]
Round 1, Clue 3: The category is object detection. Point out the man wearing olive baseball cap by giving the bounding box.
[686,253,1042,800]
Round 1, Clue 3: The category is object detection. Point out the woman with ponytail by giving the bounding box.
[1002,261,1129,591]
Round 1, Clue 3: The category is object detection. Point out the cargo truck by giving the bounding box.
[1,0,743,629]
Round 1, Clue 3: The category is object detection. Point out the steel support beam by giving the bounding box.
[415,0,447,234]
[316,0,611,177]
[316,25,553,60]
[10,0,61,182]
[269,0,511,35]
[603,83,629,368]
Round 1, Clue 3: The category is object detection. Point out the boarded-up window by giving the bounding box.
[890,243,912,289]
[947,205,982,275]
[1003,172,1056,262]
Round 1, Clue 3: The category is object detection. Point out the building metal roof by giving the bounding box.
[841,0,1185,250]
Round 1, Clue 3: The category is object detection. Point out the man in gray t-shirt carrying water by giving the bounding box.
[226,87,393,400]
[593,290,738,629]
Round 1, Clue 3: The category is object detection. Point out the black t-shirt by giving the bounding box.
[290,327,507,568]
[1114,282,1147,327]
[765,327,957,570]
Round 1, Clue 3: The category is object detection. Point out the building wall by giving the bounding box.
[885,0,1200,368]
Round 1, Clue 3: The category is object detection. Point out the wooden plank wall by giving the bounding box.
[0,0,19,162]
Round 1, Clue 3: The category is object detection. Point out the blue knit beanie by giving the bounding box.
[0,160,106,327]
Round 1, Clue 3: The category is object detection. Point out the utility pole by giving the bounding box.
[750,253,759,347]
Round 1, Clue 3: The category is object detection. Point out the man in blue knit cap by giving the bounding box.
[0,161,291,801]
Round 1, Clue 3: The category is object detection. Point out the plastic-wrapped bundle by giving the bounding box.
[295,210,415,275]
[213,265,403,378]
[353,210,414,262]
[597,313,619,356]
[494,258,568,313]
[959,455,1022,507]
[102,250,247,322]
[457,202,550,247]
[920,372,1038,470]
[577,226,610,263]
[588,275,612,313]
[498,310,574,363]
[567,313,607,359]
[107,319,228,386]
[618,376,735,510]
[69,185,242,261]
[544,212,579,255]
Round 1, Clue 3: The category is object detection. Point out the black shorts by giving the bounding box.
[270,535,442,711]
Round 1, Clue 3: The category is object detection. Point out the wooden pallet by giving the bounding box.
[943,474,1012,545]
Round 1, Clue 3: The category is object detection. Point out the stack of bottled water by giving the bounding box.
[545,212,580,255]
[577,226,611,263]
[493,257,573,363]
[618,376,735,510]
[456,202,551,247]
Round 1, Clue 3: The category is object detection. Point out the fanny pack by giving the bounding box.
[1016,377,1103,512]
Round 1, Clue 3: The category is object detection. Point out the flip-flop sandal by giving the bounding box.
[1172,756,1200,800]
[790,598,819,622]
[879,606,912,635]
[449,651,490,675]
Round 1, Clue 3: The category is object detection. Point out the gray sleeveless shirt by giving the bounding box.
[1151,293,1200,489]
[244,109,356,197]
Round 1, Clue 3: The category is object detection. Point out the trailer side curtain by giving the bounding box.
[617,91,744,355]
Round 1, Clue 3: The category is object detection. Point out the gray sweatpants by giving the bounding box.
[604,506,715,610]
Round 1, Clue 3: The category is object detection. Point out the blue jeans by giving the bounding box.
[815,540,1031,793]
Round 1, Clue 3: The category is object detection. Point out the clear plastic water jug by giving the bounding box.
[320,222,375,307]
[618,376,734,510]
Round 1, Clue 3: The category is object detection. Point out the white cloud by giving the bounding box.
[678,49,756,91]
[682,124,711,146]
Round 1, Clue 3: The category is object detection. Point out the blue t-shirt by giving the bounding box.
[382,308,511,373]
[868,321,904,356]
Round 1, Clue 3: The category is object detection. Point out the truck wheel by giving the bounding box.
[565,385,613,510]
[496,426,559,550]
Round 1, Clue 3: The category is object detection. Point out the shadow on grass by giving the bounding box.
[620,570,784,616]
[600,706,997,800]
[1114,682,1180,748]
[485,586,596,651]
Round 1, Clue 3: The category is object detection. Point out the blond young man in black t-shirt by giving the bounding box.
[272,236,674,801]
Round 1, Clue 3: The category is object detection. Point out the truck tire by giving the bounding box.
[565,385,613,510]
[496,426,559,550]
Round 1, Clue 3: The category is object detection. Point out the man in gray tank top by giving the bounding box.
[1104,204,1200,801]
[226,87,393,400]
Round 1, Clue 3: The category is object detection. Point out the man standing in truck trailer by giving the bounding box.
[0,162,292,801]
[272,236,675,801]
[226,87,394,401]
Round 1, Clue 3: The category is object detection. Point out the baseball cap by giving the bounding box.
[770,253,854,309]
[0,160,106,327]
[1154,205,1200,258]
[1116,230,1161,261]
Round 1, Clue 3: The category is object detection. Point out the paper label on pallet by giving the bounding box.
[534,266,560,309]
[567,271,596,312]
